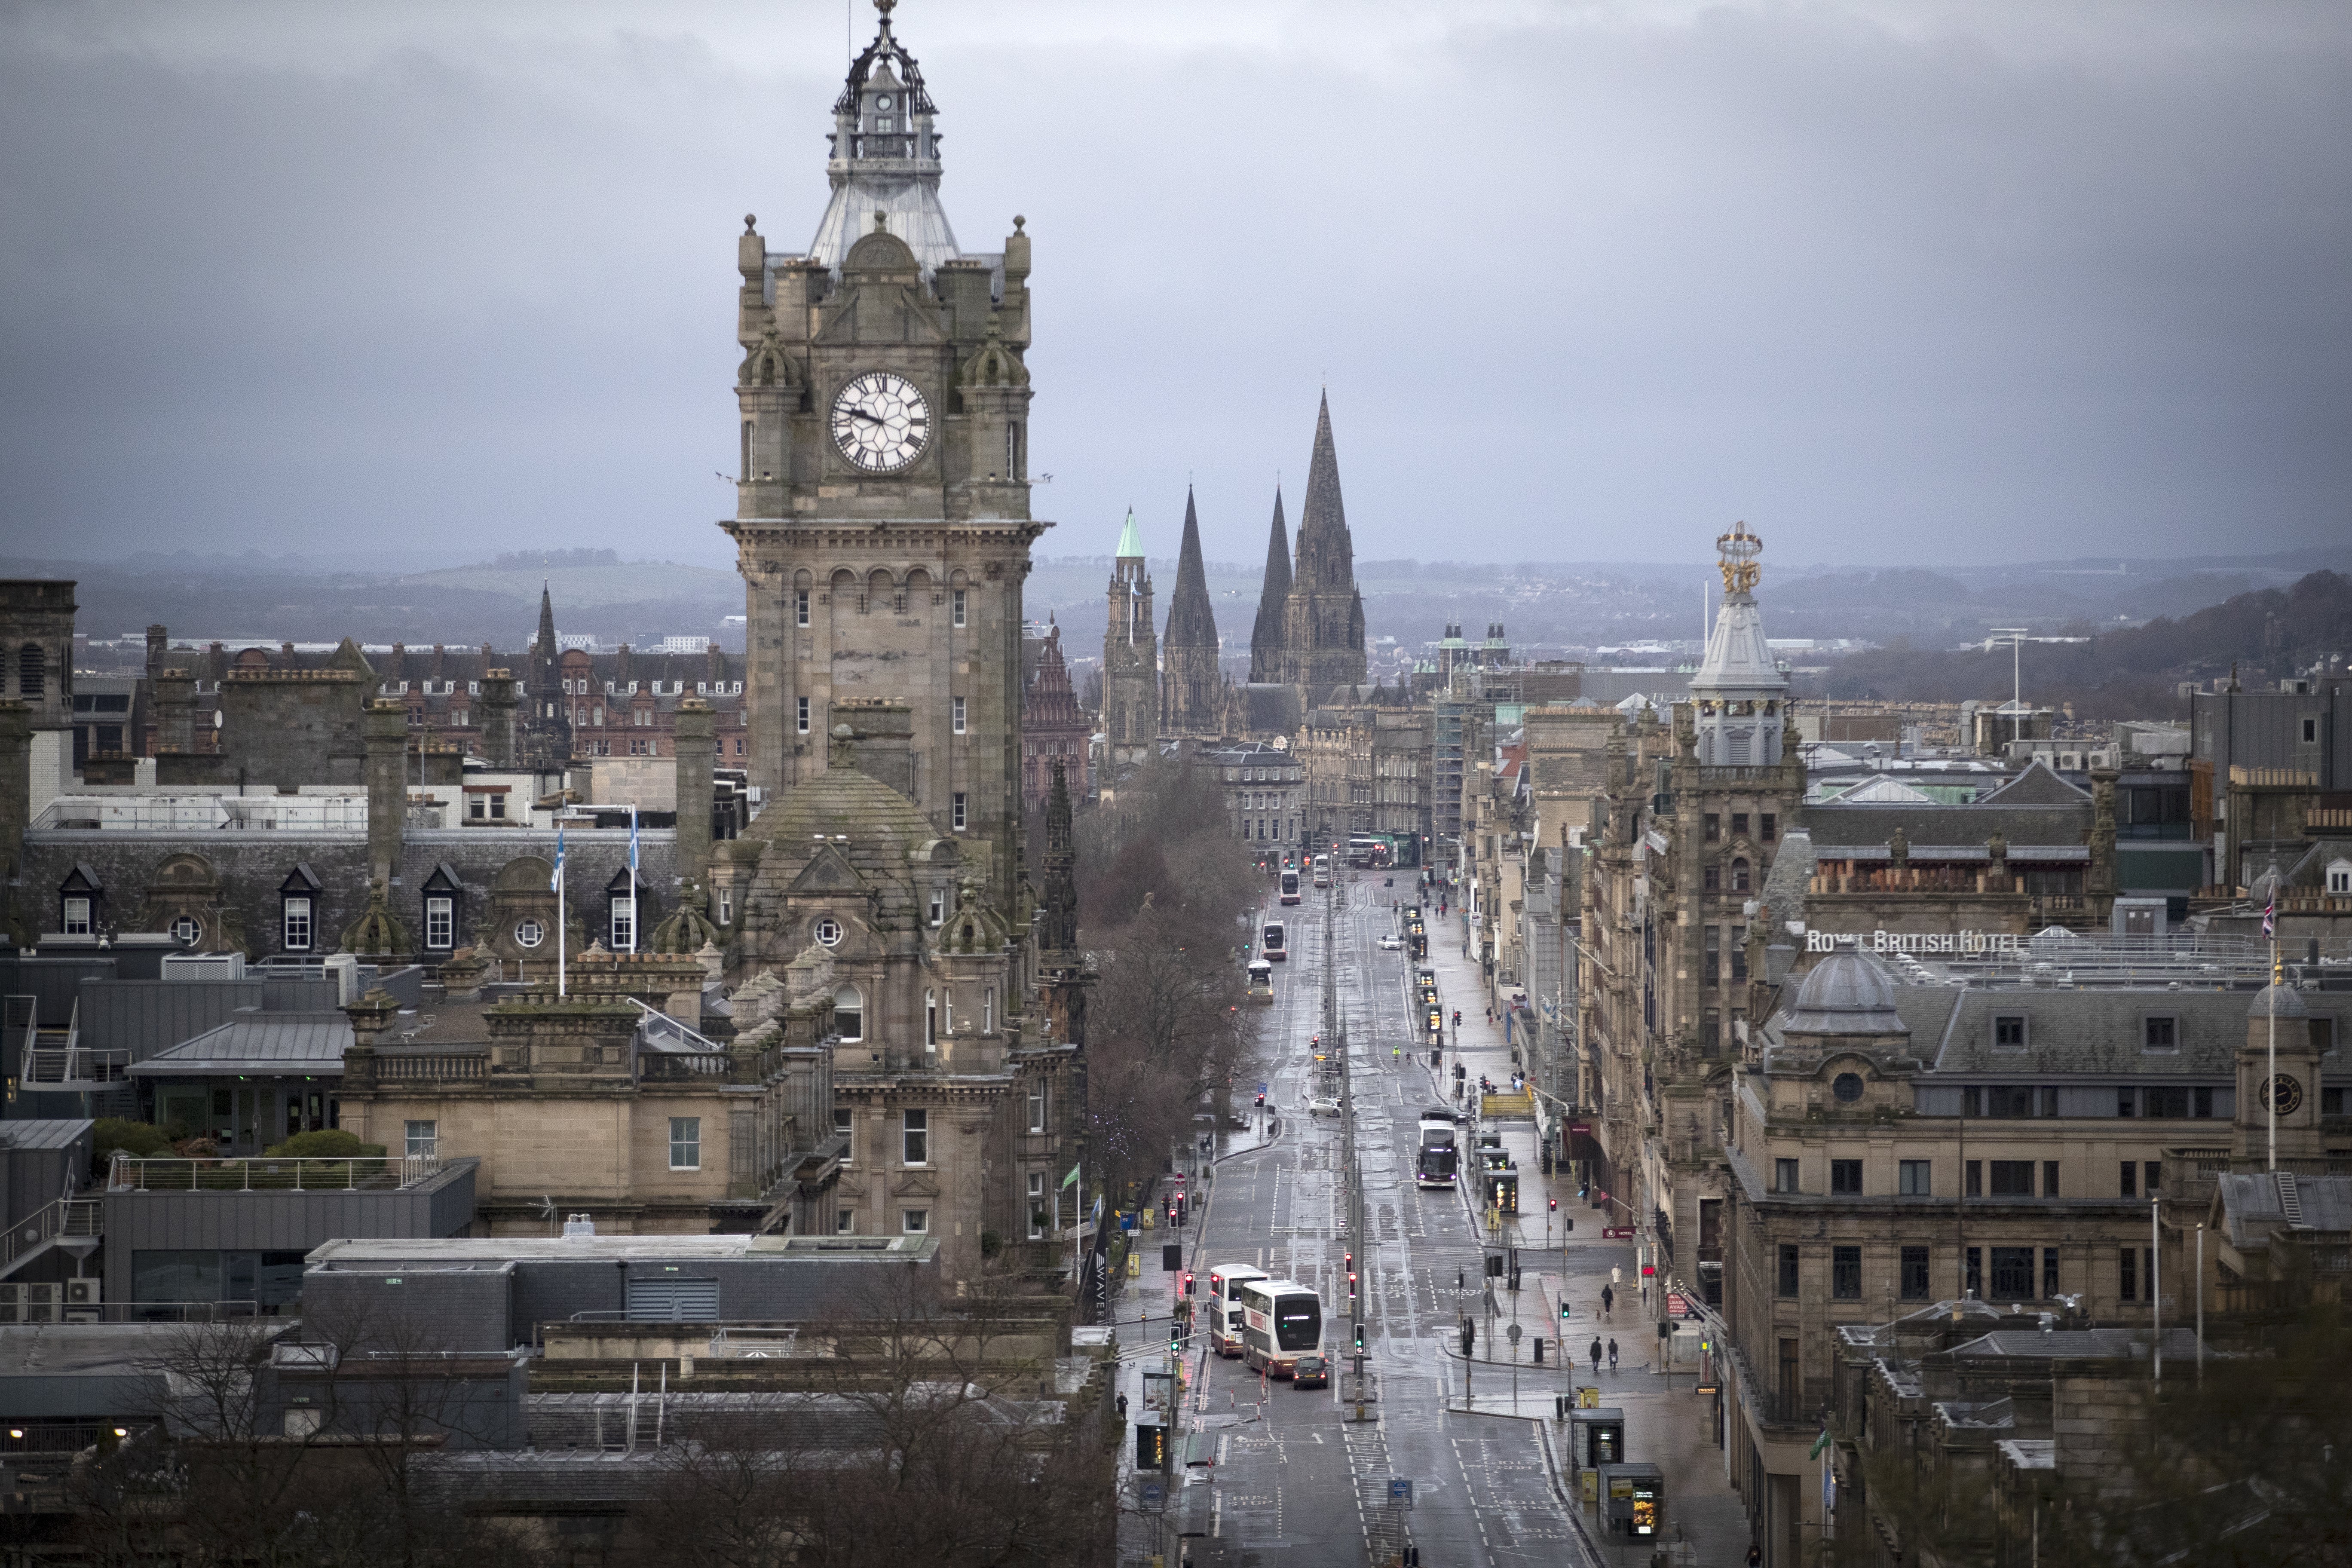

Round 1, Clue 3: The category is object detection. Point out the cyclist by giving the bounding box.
[1392,1046,1400,1064]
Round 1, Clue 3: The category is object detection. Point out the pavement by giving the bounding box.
[1424,894,1754,1567]
[1106,875,1753,1568]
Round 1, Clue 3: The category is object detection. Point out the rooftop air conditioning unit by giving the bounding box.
[162,951,246,982]
[64,1279,101,1308]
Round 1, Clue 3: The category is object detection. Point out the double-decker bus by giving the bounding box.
[1311,855,1331,888]
[1207,1263,1270,1357]
[1237,1278,1324,1377]
[1415,1111,1458,1188]
[1261,920,1288,962]
[1278,868,1301,905]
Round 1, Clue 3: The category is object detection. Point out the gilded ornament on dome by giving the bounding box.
[1715,521,1764,596]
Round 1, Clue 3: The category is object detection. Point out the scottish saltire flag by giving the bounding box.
[628,807,640,875]
[551,825,566,891]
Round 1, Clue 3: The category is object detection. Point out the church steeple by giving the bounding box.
[1249,488,1291,684]
[1162,488,1222,736]
[1278,393,1368,697]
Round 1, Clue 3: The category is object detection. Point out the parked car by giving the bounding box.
[1292,1353,1330,1388]
[1307,1097,1342,1117]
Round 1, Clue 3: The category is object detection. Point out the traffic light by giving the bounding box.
[1559,1298,1571,1325]
[1181,1271,1195,1298]
[1549,1197,1558,1213]
[1353,1320,1366,1352]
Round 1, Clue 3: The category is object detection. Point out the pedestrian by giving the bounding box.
[1588,1337,1602,1373]
[1608,1337,1619,1370]
[1746,1546,1762,1568]
[1601,1283,1614,1318]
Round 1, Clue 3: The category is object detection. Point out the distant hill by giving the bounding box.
[1807,570,2352,719]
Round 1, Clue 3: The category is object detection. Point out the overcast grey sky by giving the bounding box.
[3,0,2348,573]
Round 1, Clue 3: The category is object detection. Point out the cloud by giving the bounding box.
[2,0,2347,574]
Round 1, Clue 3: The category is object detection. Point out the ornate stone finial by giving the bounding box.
[829,722,858,768]
[875,0,895,15]
[1013,214,1025,232]
[744,213,757,234]
[873,210,889,234]
[1715,521,1763,597]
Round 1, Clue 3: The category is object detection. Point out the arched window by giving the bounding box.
[833,985,863,1043]
[1731,857,1752,893]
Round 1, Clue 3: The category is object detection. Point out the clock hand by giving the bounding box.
[848,408,884,425]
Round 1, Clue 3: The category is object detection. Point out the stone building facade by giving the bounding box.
[1019,622,1090,812]
[1718,949,2352,1566]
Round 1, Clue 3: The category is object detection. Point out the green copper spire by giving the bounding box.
[1115,508,1144,560]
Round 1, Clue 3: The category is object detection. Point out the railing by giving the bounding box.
[639,1051,729,1081]
[0,1197,101,1277]
[109,1154,444,1192]
[0,1293,260,1326]
[374,1050,488,1081]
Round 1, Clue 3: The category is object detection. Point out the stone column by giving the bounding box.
[0,701,29,893]
[156,668,196,753]
[674,698,714,903]
[480,670,518,768]
[364,698,407,885]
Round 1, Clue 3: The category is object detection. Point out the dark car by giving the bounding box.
[1292,1353,1330,1389]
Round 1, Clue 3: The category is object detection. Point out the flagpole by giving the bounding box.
[628,805,640,956]
[2267,936,2278,1172]
[557,826,568,1000]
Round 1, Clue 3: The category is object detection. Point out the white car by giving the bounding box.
[1307,1097,1342,1116]
[1377,934,1402,950]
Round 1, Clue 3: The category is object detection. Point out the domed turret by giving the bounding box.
[1782,941,1906,1036]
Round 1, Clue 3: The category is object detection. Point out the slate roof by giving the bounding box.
[2214,1172,2352,1248]
[126,1011,352,1078]
[1920,986,2352,1077]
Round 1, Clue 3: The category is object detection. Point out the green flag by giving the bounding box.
[1809,1428,1831,1460]
[1061,1164,1080,1190]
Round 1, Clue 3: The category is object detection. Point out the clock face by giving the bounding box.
[2261,1074,2305,1117]
[831,371,931,473]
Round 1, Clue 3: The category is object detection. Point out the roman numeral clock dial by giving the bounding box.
[830,371,931,473]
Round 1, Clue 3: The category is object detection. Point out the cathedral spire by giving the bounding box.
[1278,393,1367,695]
[536,580,557,659]
[1249,487,1291,683]
[1164,489,1217,651]
[1162,488,1222,736]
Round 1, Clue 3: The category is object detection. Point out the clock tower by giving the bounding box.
[2233,982,2327,1164]
[724,0,1044,914]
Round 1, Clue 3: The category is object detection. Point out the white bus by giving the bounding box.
[1311,854,1330,888]
[1237,1278,1324,1378]
[1207,1263,1270,1357]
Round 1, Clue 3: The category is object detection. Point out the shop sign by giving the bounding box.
[1805,928,2024,956]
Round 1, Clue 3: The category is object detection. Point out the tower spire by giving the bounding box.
[1279,393,1366,695]
[1249,487,1292,683]
[1163,487,1221,735]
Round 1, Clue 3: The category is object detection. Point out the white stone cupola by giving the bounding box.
[1689,521,1790,767]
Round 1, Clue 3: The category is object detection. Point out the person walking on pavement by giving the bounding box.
[1608,1337,1619,1371]
[1746,1545,1762,1568]
[1601,1283,1614,1319]
[1589,1337,1602,1374]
